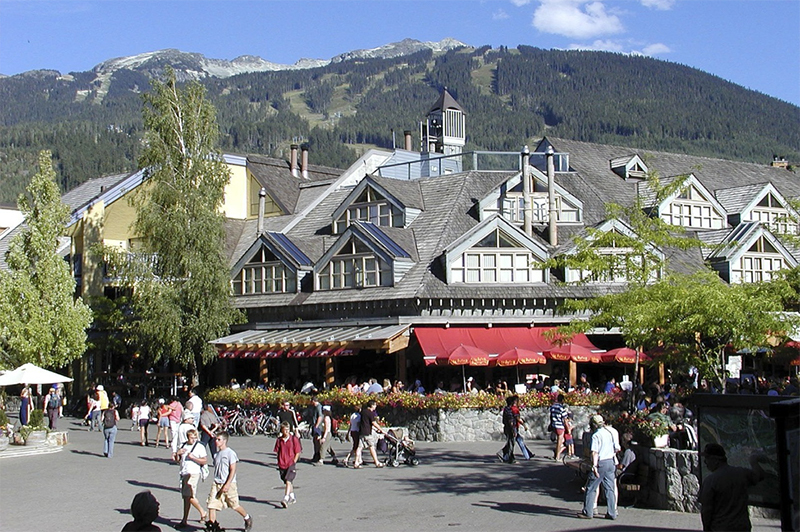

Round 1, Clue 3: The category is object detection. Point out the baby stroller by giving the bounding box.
[382,428,419,467]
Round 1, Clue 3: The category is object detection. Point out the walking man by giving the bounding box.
[578,414,619,520]
[497,395,518,464]
[699,443,765,531]
[274,422,302,508]
[277,400,300,437]
[175,428,208,528]
[309,394,323,463]
[354,399,384,468]
[206,431,252,531]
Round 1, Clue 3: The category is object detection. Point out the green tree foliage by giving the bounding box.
[0,151,92,369]
[125,68,244,381]
[562,270,797,393]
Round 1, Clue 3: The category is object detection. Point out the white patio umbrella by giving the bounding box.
[0,363,73,386]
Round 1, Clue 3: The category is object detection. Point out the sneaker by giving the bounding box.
[312,460,322,466]
[605,514,617,520]
[577,512,592,519]
[244,516,253,531]
[289,494,296,504]
[281,496,289,508]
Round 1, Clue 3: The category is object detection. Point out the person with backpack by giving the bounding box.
[44,386,61,430]
[175,428,208,528]
[102,402,120,458]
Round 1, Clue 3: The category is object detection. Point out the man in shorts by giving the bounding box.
[354,399,384,468]
[206,431,253,531]
[274,421,303,507]
[175,428,208,528]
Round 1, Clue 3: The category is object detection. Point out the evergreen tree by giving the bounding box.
[0,151,92,368]
[126,68,244,383]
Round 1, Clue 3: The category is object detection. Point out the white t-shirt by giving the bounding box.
[179,441,208,475]
[188,395,203,416]
[138,405,151,422]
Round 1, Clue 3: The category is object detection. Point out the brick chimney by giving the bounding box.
[404,130,413,151]
[771,155,789,169]
[290,144,299,177]
[300,144,309,179]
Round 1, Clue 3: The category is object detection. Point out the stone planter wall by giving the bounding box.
[381,406,597,443]
[635,446,700,512]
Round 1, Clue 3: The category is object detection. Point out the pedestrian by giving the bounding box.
[199,403,221,459]
[314,405,338,466]
[187,388,203,428]
[354,399,384,468]
[563,412,576,459]
[699,443,765,531]
[206,431,253,532]
[19,384,32,426]
[497,395,519,463]
[43,386,60,430]
[155,399,171,448]
[172,411,196,460]
[343,407,361,467]
[512,397,534,460]
[102,402,120,458]
[277,400,300,437]
[122,490,161,531]
[137,400,152,446]
[175,428,208,528]
[274,421,302,508]
[168,396,184,451]
[578,414,619,520]
[84,388,98,429]
[309,394,323,463]
[549,393,567,461]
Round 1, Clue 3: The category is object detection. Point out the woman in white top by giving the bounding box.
[137,400,152,446]
[176,428,208,527]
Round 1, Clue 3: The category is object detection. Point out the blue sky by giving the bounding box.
[0,0,798,106]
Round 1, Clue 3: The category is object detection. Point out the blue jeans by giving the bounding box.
[583,458,617,518]
[103,426,117,458]
[515,434,532,459]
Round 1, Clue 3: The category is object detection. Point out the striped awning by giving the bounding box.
[211,323,410,358]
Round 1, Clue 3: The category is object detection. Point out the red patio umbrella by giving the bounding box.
[447,344,491,366]
[546,343,602,363]
[601,347,651,364]
[496,347,547,367]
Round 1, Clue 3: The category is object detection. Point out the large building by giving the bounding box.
[3,90,797,390]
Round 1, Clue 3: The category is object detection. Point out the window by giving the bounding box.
[731,236,785,283]
[661,186,723,229]
[317,238,392,290]
[334,187,404,234]
[749,194,797,234]
[248,177,281,217]
[499,193,577,224]
[450,229,544,284]
[231,247,296,294]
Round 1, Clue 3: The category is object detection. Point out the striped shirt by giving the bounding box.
[549,402,566,429]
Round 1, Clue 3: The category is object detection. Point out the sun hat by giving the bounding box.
[590,414,605,428]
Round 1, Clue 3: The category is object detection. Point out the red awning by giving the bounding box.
[417,326,603,365]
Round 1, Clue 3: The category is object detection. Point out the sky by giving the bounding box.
[0,0,798,106]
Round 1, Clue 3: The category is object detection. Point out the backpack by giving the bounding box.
[331,417,339,432]
[103,409,116,429]
[47,394,60,410]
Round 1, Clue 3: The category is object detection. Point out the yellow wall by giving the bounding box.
[223,163,249,220]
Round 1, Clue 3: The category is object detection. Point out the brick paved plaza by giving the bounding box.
[0,416,782,532]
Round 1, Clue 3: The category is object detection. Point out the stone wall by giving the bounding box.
[636,446,700,512]
[381,406,596,443]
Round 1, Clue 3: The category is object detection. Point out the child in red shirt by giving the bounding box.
[274,422,303,508]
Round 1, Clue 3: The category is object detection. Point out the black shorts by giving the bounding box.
[279,464,297,482]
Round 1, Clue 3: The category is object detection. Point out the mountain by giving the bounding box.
[0,41,797,205]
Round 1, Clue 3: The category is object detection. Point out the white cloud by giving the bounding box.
[641,42,671,55]
[566,39,672,57]
[533,0,625,40]
[567,39,625,52]
[493,9,510,20]
[640,0,675,10]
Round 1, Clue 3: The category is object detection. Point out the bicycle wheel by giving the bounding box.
[265,416,280,436]
[241,418,257,436]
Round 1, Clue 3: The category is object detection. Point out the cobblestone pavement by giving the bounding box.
[0,416,782,532]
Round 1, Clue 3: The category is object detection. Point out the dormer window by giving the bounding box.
[333,187,404,234]
[751,193,797,234]
[316,237,392,290]
[610,155,648,180]
[661,184,726,229]
[232,247,296,294]
[450,228,546,284]
[734,235,784,283]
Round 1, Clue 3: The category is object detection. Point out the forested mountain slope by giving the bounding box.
[1,44,797,205]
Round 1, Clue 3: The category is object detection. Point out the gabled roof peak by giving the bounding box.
[427,88,465,115]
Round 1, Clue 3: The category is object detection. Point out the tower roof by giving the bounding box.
[428,88,465,115]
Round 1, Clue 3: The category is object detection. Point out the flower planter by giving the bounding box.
[24,429,47,447]
[653,433,669,448]
[0,434,9,451]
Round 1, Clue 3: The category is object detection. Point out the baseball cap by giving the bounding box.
[96,385,104,391]
[322,405,332,411]
[590,414,605,427]
[700,443,726,459]
[183,412,195,421]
